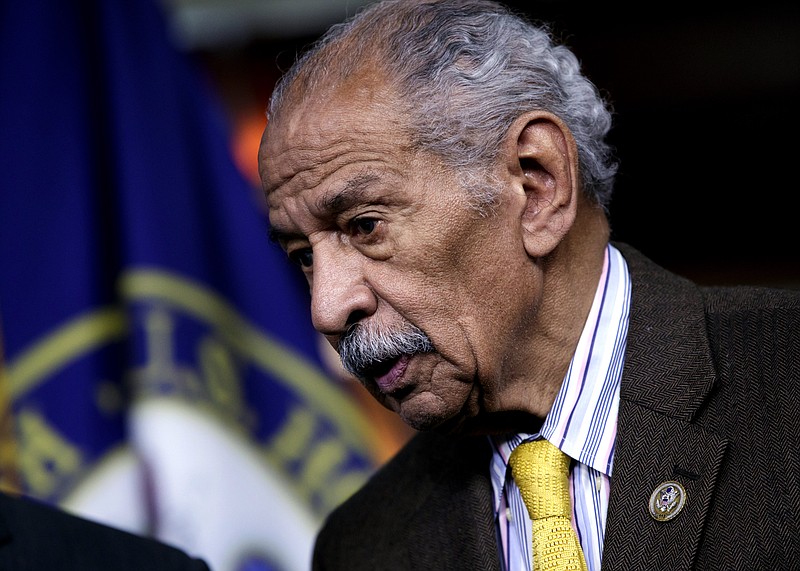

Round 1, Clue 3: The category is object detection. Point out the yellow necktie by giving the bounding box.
[508,439,588,571]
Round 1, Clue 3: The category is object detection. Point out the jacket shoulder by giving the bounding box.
[0,491,210,571]
[313,432,495,570]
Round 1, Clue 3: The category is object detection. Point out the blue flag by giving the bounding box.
[0,1,378,569]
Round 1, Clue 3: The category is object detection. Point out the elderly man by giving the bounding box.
[259,0,800,569]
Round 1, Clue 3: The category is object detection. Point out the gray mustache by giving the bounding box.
[338,321,434,378]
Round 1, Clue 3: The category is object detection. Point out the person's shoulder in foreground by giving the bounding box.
[0,489,211,570]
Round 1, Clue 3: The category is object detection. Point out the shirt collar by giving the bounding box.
[490,243,631,480]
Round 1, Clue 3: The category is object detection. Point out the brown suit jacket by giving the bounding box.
[313,244,800,570]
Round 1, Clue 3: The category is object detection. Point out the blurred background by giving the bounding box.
[1,1,798,571]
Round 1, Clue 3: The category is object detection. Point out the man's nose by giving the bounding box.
[310,247,377,337]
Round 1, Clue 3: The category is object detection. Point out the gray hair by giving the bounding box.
[268,0,618,209]
[339,320,434,380]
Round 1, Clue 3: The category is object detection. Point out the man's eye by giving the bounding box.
[351,217,378,235]
[289,248,313,268]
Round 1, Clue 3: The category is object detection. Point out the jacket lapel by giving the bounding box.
[602,245,728,570]
[405,435,501,570]
[603,401,728,570]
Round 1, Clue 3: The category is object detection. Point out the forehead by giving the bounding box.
[260,78,411,197]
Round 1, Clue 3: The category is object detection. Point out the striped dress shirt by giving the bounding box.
[489,243,631,571]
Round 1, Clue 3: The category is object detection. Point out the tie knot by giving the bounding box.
[508,439,572,520]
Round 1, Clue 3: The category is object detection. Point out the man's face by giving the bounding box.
[260,82,540,433]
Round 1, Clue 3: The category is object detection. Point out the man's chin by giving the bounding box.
[396,397,469,434]
[401,413,451,433]
[400,407,546,436]
[375,369,476,432]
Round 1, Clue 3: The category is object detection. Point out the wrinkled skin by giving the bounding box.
[260,77,601,434]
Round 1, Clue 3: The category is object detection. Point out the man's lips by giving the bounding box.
[373,354,411,393]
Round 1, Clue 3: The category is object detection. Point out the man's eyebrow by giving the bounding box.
[268,172,383,245]
[267,227,296,245]
[317,172,381,214]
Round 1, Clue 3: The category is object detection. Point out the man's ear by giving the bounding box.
[505,112,580,258]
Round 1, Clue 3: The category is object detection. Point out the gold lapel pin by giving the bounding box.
[648,481,687,522]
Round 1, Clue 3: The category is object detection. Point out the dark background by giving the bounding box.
[508,2,800,289]
[177,0,800,289]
